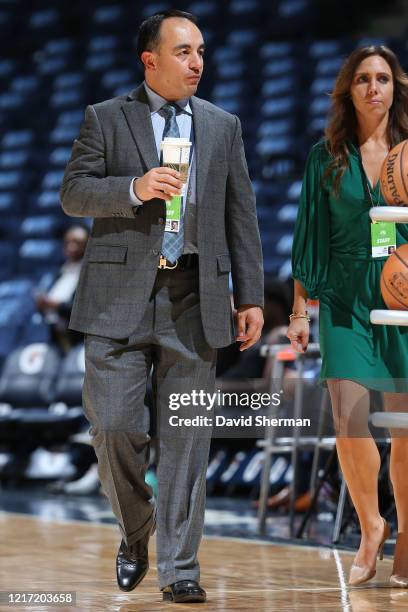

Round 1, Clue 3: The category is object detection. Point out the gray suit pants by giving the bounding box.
[82,263,217,589]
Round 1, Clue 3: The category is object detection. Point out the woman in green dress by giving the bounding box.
[288,46,408,587]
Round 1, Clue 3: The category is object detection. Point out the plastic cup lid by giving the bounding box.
[161,137,192,146]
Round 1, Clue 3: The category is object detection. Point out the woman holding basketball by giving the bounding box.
[288,46,408,587]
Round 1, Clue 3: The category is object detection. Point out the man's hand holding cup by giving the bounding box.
[133,167,183,202]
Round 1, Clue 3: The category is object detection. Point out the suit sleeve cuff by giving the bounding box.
[129,178,143,205]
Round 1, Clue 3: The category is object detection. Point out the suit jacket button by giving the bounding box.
[152,249,158,255]
[158,217,164,224]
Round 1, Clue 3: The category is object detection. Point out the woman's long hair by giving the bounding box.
[324,45,408,193]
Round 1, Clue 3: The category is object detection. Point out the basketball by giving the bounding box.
[380,244,408,309]
[380,140,408,205]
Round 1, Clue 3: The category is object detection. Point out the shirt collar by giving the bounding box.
[143,81,192,116]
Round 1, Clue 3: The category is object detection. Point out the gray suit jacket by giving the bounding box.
[60,84,264,348]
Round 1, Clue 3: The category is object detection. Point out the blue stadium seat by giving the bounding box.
[18,239,63,276]
[262,77,297,98]
[53,72,85,90]
[49,147,72,167]
[90,35,119,53]
[0,295,33,363]
[0,151,29,169]
[10,75,40,95]
[42,170,65,190]
[260,42,295,60]
[309,95,331,116]
[212,81,247,98]
[2,130,35,149]
[50,125,80,145]
[0,343,61,407]
[20,313,52,345]
[256,136,295,157]
[261,97,297,118]
[85,53,116,72]
[310,76,336,96]
[29,9,59,30]
[141,3,172,19]
[0,59,17,78]
[0,325,20,365]
[32,190,61,214]
[228,1,262,28]
[257,119,296,138]
[50,90,85,108]
[0,242,17,280]
[38,57,69,76]
[212,46,244,63]
[315,57,344,76]
[20,215,63,239]
[54,345,85,407]
[309,116,326,136]
[226,28,258,48]
[263,58,296,78]
[309,40,344,58]
[45,39,76,55]
[101,69,136,92]
[0,93,24,110]
[56,109,84,126]
[0,279,35,299]
[188,1,218,18]
[277,203,299,224]
[93,5,124,24]
[216,61,247,80]
[0,170,25,190]
[0,194,21,216]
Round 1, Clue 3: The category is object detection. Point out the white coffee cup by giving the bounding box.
[160,137,192,197]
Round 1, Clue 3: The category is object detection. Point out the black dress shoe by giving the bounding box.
[162,580,206,603]
[116,532,149,592]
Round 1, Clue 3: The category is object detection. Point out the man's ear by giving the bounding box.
[141,50,156,71]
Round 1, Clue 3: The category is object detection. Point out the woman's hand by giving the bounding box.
[286,317,309,353]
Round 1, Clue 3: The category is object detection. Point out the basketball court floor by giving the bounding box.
[0,489,404,612]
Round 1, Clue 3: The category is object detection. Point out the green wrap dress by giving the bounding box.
[292,140,408,392]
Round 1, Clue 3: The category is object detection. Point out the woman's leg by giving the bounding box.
[327,379,385,570]
[383,392,408,581]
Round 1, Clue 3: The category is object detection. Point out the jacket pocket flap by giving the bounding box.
[217,254,231,273]
[88,244,128,263]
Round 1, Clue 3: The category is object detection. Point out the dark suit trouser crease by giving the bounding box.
[82,265,217,589]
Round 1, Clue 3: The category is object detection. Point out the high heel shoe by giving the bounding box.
[390,532,408,588]
[348,517,391,586]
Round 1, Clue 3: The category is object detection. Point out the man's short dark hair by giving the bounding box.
[137,9,198,61]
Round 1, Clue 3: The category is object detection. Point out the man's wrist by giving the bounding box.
[130,177,143,205]
[237,304,262,310]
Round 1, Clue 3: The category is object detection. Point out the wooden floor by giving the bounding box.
[0,512,406,611]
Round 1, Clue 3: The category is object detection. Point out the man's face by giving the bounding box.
[63,228,88,262]
[143,17,205,100]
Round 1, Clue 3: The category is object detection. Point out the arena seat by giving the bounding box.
[0,343,61,407]
[0,340,85,450]
[54,344,85,407]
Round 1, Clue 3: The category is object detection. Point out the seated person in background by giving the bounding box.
[35,224,89,352]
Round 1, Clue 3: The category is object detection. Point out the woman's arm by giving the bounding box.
[293,279,308,315]
[286,280,310,353]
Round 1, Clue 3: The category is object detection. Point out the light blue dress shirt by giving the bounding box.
[129,81,198,253]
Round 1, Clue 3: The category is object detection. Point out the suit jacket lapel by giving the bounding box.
[191,97,211,205]
[122,88,212,202]
[121,85,159,169]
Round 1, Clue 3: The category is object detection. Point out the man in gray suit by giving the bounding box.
[60,9,263,604]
